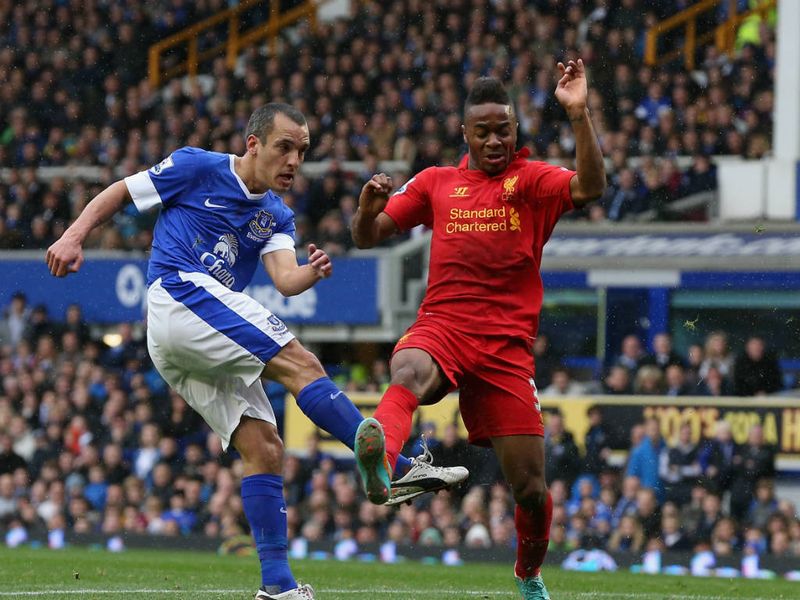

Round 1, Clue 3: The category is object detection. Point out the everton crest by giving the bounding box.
[248,210,275,241]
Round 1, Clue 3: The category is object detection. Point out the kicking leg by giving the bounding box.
[265,341,466,505]
[492,434,552,600]
[262,340,409,473]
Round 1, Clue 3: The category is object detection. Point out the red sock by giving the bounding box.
[514,491,553,579]
[373,384,418,471]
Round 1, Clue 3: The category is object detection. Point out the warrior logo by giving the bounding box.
[213,233,239,267]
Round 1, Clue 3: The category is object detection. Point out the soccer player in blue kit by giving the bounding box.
[46,103,466,599]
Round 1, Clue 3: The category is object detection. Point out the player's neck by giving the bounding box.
[234,154,268,194]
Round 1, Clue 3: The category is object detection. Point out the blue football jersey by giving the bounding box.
[124,147,296,291]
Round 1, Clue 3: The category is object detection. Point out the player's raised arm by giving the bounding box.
[352,173,398,249]
[555,58,606,207]
[45,180,132,277]
[261,244,331,297]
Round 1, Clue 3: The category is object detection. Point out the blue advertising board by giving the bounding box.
[2,256,379,325]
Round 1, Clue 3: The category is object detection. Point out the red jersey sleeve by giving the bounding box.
[526,161,575,209]
[383,168,434,231]
[525,161,575,234]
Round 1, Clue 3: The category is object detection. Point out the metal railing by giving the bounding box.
[147,0,320,88]
[645,0,776,70]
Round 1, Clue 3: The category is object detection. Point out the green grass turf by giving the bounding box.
[0,546,797,599]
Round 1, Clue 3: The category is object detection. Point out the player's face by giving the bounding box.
[463,103,518,176]
[253,113,311,193]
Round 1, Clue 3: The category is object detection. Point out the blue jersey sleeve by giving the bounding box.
[259,199,297,256]
[123,147,205,212]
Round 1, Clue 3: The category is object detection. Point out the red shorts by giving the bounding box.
[394,314,543,446]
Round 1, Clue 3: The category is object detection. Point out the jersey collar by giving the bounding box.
[457,147,531,173]
[228,155,268,200]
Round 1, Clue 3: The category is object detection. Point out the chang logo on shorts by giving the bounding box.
[248,210,276,242]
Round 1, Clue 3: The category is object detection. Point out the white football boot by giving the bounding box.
[255,583,315,599]
[385,436,469,506]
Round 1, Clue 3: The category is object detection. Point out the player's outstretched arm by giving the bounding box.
[262,244,331,297]
[555,58,606,207]
[46,180,132,277]
[352,173,398,249]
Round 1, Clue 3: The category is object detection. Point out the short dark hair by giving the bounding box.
[245,103,306,143]
[464,77,511,111]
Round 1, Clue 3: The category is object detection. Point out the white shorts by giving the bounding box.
[146,271,295,450]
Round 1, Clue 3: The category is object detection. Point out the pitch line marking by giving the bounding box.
[0,589,787,599]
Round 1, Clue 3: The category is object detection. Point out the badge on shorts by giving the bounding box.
[529,377,541,412]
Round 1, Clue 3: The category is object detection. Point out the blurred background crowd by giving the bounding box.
[0,0,795,570]
[0,0,776,251]
[0,293,797,560]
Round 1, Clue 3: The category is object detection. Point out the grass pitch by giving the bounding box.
[0,546,797,599]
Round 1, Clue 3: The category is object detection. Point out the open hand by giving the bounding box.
[307,243,332,279]
[358,173,393,217]
[46,235,84,277]
[555,58,588,119]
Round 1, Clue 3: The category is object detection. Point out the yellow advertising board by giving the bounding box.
[283,393,800,470]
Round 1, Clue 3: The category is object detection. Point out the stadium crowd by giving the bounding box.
[531,331,789,398]
[0,0,777,251]
[1,292,798,562]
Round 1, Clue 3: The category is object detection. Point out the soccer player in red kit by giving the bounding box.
[351,60,605,599]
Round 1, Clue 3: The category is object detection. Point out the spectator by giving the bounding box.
[541,367,585,396]
[532,333,560,390]
[748,478,778,530]
[626,418,666,502]
[607,515,645,553]
[601,168,641,221]
[699,331,734,381]
[695,492,724,543]
[664,364,692,396]
[733,336,783,396]
[711,517,740,556]
[0,432,26,476]
[696,366,734,397]
[614,335,645,372]
[729,424,776,522]
[686,343,705,384]
[603,365,632,394]
[683,155,717,195]
[544,412,581,489]
[641,333,685,371]
[583,406,612,476]
[0,292,30,348]
[700,420,738,493]
[635,487,662,540]
[661,513,692,551]
[661,422,702,506]
[633,365,666,395]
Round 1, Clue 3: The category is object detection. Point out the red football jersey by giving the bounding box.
[384,148,575,339]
